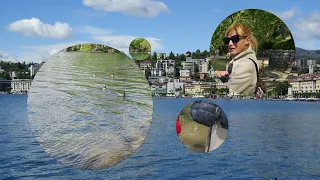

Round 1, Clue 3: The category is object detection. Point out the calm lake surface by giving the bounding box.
[1,94,320,180]
[27,51,153,170]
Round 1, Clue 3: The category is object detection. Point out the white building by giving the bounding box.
[29,65,35,77]
[155,59,175,75]
[182,57,195,71]
[166,79,184,94]
[167,66,175,76]
[138,61,152,71]
[288,87,292,96]
[199,61,209,73]
[148,76,169,84]
[151,68,164,76]
[151,83,167,94]
[180,69,190,77]
[207,69,216,78]
[307,60,316,74]
[11,79,32,93]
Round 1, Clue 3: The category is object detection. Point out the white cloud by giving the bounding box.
[292,11,320,41]
[0,50,18,62]
[75,25,113,35]
[0,51,9,59]
[7,18,73,39]
[18,41,89,63]
[271,6,299,21]
[82,0,170,18]
[91,35,164,55]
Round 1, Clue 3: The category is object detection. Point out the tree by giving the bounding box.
[145,67,151,78]
[274,81,290,95]
[151,51,158,66]
[169,51,175,59]
[80,44,94,51]
[202,50,210,58]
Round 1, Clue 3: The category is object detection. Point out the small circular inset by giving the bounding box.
[210,9,295,98]
[177,100,228,152]
[27,43,153,170]
[129,38,151,60]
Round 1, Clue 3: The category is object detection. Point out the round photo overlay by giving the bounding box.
[209,9,295,99]
[129,38,151,61]
[27,43,153,170]
[176,100,228,152]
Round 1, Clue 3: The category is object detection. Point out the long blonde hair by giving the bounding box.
[224,23,258,53]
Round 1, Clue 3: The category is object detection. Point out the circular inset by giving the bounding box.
[177,100,228,152]
[129,38,151,60]
[210,9,295,97]
[27,43,153,170]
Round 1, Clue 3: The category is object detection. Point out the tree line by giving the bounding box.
[0,60,36,80]
[65,44,122,53]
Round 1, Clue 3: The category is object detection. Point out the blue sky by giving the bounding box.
[0,0,320,63]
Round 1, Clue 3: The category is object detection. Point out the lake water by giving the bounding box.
[1,94,320,179]
[27,52,153,170]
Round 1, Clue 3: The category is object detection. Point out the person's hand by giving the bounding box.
[221,71,229,76]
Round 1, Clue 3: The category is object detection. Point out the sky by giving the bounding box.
[0,0,320,63]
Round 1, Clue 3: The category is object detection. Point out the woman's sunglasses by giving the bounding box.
[223,35,247,45]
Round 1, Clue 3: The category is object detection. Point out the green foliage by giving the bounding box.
[145,67,151,78]
[65,44,121,53]
[273,81,290,95]
[169,51,175,59]
[151,51,157,66]
[191,49,210,59]
[210,9,295,54]
[211,58,227,71]
[129,38,151,53]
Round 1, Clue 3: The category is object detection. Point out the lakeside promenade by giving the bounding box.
[1,91,319,102]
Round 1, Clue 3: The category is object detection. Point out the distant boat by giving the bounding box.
[192,95,205,98]
[285,97,296,101]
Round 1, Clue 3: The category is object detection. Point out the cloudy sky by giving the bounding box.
[0,0,320,63]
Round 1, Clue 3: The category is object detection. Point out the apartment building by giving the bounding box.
[11,79,32,93]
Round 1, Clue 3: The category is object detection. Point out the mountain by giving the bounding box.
[295,47,320,59]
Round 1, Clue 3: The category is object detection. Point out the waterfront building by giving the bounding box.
[166,78,184,95]
[148,76,169,84]
[151,82,167,95]
[11,79,32,93]
[288,73,320,94]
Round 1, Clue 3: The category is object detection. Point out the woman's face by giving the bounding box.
[226,30,250,57]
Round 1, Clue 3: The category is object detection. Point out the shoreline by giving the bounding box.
[1,92,318,102]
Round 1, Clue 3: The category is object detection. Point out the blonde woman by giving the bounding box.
[219,23,259,95]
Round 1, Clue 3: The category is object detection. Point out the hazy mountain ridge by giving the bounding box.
[295,47,320,59]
